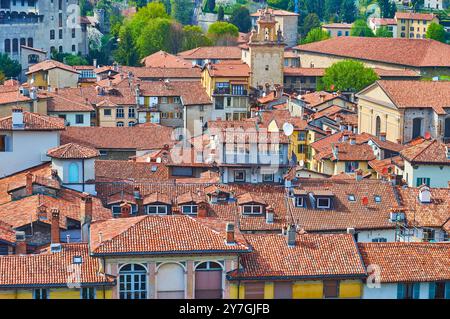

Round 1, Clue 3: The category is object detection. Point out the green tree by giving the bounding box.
[136,18,173,57]
[217,6,224,21]
[229,7,252,33]
[375,26,392,37]
[207,21,239,45]
[325,0,341,22]
[301,13,321,37]
[377,0,396,18]
[114,25,140,66]
[340,0,357,23]
[0,53,22,78]
[127,2,169,39]
[207,0,216,12]
[410,0,424,11]
[171,0,194,25]
[301,27,331,44]
[79,0,93,16]
[267,0,290,10]
[350,19,375,37]
[320,60,379,92]
[0,71,5,84]
[63,54,89,66]
[426,22,446,42]
[89,34,116,66]
[182,25,212,51]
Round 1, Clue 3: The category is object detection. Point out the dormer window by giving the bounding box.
[146,205,168,215]
[112,204,137,218]
[295,196,304,207]
[182,204,198,215]
[243,205,262,215]
[374,195,381,203]
[418,186,431,203]
[348,194,356,202]
[317,197,331,209]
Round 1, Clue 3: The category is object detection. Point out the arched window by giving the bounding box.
[116,121,124,127]
[157,263,185,298]
[375,116,381,137]
[12,38,18,53]
[68,162,79,183]
[128,121,135,127]
[195,262,223,299]
[412,118,423,139]
[4,39,10,53]
[119,264,147,299]
[27,37,33,47]
[28,54,39,64]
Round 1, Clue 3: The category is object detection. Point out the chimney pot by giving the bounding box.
[80,192,92,242]
[287,224,296,246]
[266,206,274,224]
[25,172,33,196]
[120,202,131,218]
[198,202,208,218]
[51,208,60,244]
[12,108,24,128]
[226,223,235,244]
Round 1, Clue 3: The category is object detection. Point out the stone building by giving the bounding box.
[0,0,89,79]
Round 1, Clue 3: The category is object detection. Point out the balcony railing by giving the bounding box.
[213,88,248,96]
[0,15,43,24]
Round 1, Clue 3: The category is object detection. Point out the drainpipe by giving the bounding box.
[82,159,85,192]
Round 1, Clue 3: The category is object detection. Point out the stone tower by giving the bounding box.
[248,8,285,91]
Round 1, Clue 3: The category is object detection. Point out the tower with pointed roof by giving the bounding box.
[247,8,285,91]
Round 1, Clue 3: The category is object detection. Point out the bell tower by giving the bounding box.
[248,8,285,91]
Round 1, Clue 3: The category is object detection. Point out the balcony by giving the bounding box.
[213,88,248,96]
[0,15,43,24]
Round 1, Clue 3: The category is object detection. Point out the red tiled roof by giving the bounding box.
[358,242,450,283]
[61,125,175,150]
[288,179,399,231]
[26,60,79,75]
[295,37,450,68]
[395,12,437,21]
[376,80,450,115]
[300,91,346,108]
[400,139,450,164]
[90,215,250,255]
[123,66,201,80]
[178,46,242,60]
[0,243,114,287]
[317,142,376,162]
[95,160,172,182]
[230,233,365,280]
[0,112,65,131]
[205,62,250,77]
[7,174,61,193]
[0,190,111,229]
[141,51,192,68]
[0,220,15,244]
[368,156,404,177]
[397,187,450,230]
[47,143,100,159]
[251,8,299,17]
[45,91,94,112]
[0,90,31,105]
[369,17,397,26]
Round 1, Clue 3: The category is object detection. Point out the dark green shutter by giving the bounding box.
[428,282,436,299]
[413,283,420,299]
[445,282,450,299]
[397,283,405,299]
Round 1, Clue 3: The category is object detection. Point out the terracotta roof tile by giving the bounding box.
[358,242,450,283]
[90,215,250,255]
[178,46,242,61]
[400,139,450,164]
[95,160,172,182]
[47,143,100,159]
[27,60,79,75]
[141,51,192,68]
[0,112,65,131]
[205,62,250,77]
[295,37,450,68]
[123,66,201,80]
[0,90,31,105]
[7,174,61,193]
[0,243,114,287]
[230,233,365,279]
[368,156,404,177]
[395,12,437,21]
[251,8,299,17]
[0,220,15,244]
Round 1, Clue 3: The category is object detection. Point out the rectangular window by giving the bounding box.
[72,28,76,38]
[345,161,359,173]
[323,280,339,298]
[317,197,331,209]
[234,170,246,182]
[298,132,306,141]
[173,97,181,103]
[244,283,265,299]
[182,205,198,215]
[81,288,96,299]
[416,177,430,187]
[0,135,6,152]
[59,29,63,39]
[161,97,168,104]
[116,108,124,118]
[434,282,446,299]
[146,205,168,215]
[50,30,55,40]
[262,173,274,182]
[242,205,262,215]
[297,144,305,154]
[372,238,387,242]
[104,109,112,116]
[34,289,49,299]
[75,114,84,124]
[128,108,135,118]
[295,196,304,207]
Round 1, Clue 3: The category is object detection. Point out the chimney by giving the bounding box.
[80,193,92,242]
[380,132,386,142]
[266,206,274,224]
[25,172,33,196]
[326,129,332,136]
[93,59,97,68]
[226,223,235,244]
[50,169,58,180]
[349,136,356,145]
[133,187,144,216]
[15,231,27,255]
[120,202,131,218]
[12,108,24,128]
[51,208,60,244]
[198,202,208,218]
[355,169,363,181]
[287,224,296,247]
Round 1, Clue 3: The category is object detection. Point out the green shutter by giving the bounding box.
[428,282,436,299]
[413,283,420,299]
[445,282,450,299]
[397,283,405,299]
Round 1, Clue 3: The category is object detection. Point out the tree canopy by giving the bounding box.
[171,0,194,25]
[0,53,22,78]
[301,27,331,44]
[182,25,212,51]
[426,22,446,43]
[229,7,252,33]
[375,26,392,38]
[207,21,239,45]
[350,19,375,37]
[320,60,379,92]
[377,0,396,18]
[301,13,321,37]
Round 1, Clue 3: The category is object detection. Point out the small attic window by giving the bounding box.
[73,256,83,264]
[374,195,381,203]
[348,194,356,202]
[151,165,157,172]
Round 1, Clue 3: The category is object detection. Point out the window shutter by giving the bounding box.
[413,283,420,299]
[5,136,12,151]
[428,282,436,299]
[397,283,405,299]
[445,282,450,299]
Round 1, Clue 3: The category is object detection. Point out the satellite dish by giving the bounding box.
[424,131,431,140]
[283,122,294,136]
